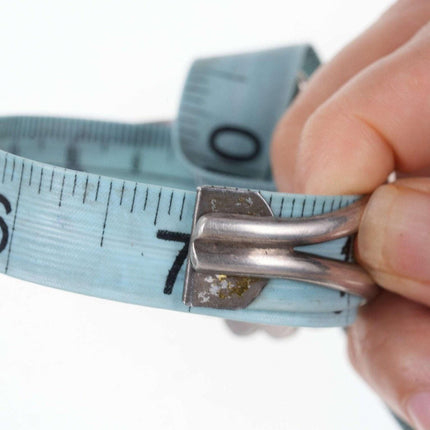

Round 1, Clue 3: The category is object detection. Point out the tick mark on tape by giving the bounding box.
[95,176,100,201]
[278,197,284,217]
[72,173,77,196]
[11,158,15,182]
[58,173,66,207]
[154,189,162,225]
[100,181,113,247]
[168,191,173,215]
[143,187,148,211]
[120,181,125,206]
[49,169,54,192]
[179,193,186,221]
[82,175,89,204]
[28,163,33,186]
[130,183,137,213]
[38,168,44,194]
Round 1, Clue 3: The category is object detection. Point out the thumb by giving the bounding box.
[358,178,430,307]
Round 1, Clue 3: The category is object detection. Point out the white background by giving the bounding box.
[0,1,401,429]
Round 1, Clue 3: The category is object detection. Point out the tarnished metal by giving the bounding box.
[183,186,378,310]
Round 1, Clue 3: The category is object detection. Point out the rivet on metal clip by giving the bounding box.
[183,186,379,310]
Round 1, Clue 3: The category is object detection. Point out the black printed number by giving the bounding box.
[209,126,261,161]
[0,194,12,253]
[156,230,190,295]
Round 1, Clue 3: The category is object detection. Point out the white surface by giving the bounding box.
[0,0,399,429]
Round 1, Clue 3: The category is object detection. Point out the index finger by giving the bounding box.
[279,22,430,195]
[271,0,430,193]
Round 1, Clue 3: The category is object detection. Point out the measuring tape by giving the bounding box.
[0,45,367,327]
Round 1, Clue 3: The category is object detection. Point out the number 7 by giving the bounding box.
[156,230,190,295]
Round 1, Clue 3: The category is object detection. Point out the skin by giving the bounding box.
[271,0,430,427]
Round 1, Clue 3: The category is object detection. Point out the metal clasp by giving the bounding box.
[183,186,378,310]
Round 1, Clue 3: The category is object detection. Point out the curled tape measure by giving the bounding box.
[0,45,378,327]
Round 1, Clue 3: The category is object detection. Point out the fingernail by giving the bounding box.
[358,185,430,281]
[407,392,430,430]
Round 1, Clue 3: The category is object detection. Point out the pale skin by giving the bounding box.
[271,1,430,428]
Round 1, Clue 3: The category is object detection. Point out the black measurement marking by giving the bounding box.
[100,181,113,247]
[153,189,162,225]
[179,193,186,221]
[2,155,8,184]
[5,162,24,273]
[72,173,77,196]
[38,168,44,194]
[168,192,173,215]
[311,199,316,216]
[49,169,54,192]
[301,199,306,217]
[82,175,89,204]
[330,199,335,212]
[0,194,12,253]
[143,187,149,210]
[29,163,33,186]
[11,158,15,182]
[290,198,296,217]
[120,182,125,206]
[59,173,66,207]
[278,197,284,217]
[156,230,191,295]
[321,200,326,214]
[95,176,100,201]
[130,183,137,213]
[269,195,272,208]
[209,126,261,161]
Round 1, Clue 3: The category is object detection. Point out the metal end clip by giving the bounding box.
[183,186,379,310]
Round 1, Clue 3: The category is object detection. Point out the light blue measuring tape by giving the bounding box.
[0,45,375,328]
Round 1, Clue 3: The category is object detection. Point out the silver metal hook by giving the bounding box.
[183,187,379,310]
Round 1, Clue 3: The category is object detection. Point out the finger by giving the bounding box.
[271,0,430,192]
[285,21,430,195]
[357,178,430,307]
[224,320,297,338]
[348,292,430,430]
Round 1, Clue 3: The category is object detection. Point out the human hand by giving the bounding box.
[271,1,430,428]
